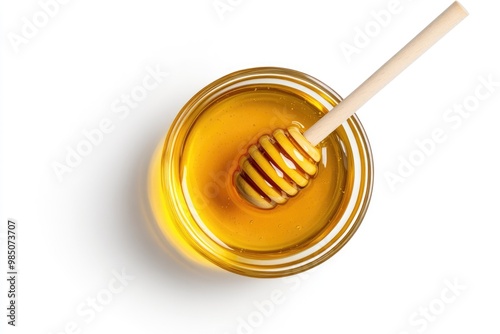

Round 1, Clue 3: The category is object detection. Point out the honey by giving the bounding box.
[181,86,348,252]
[150,68,373,277]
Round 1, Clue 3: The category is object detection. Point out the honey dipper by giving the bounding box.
[234,1,468,209]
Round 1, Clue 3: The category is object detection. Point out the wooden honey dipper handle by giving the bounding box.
[304,1,468,146]
[234,1,468,210]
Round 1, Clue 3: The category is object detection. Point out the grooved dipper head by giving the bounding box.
[233,126,321,209]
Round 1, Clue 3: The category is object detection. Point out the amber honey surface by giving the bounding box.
[174,84,352,254]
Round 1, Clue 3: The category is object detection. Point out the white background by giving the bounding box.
[1,0,499,333]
